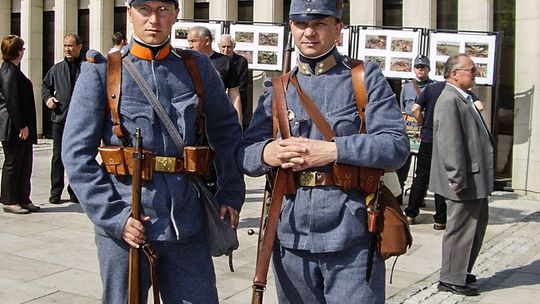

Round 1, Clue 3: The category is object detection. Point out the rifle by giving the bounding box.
[128,128,143,304]
[250,30,294,304]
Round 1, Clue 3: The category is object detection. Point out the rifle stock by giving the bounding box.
[251,30,294,304]
[128,128,143,304]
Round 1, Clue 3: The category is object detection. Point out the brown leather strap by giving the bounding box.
[142,244,160,304]
[412,79,422,96]
[252,75,292,293]
[177,50,206,139]
[273,75,291,139]
[351,60,367,134]
[288,73,335,141]
[107,51,125,140]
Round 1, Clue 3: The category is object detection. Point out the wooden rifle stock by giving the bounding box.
[128,128,143,304]
[251,31,294,304]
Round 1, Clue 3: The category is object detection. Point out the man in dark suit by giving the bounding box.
[42,33,83,204]
[430,54,494,296]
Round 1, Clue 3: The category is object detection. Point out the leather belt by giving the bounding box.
[296,171,336,187]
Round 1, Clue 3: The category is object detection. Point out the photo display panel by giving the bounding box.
[429,32,497,85]
[229,23,285,71]
[357,28,422,79]
[172,21,224,52]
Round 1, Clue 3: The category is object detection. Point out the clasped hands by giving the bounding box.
[263,137,337,171]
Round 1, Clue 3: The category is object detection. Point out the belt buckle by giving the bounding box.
[298,171,316,187]
[154,156,176,173]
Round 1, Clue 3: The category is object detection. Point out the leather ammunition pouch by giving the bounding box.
[99,145,213,180]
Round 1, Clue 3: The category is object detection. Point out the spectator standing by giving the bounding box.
[396,55,435,205]
[218,34,249,121]
[0,35,39,214]
[187,26,242,122]
[406,79,483,229]
[42,33,83,204]
[241,0,409,302]
[62,0,244,302]
[109,31,127,53]
[431,54,493,296]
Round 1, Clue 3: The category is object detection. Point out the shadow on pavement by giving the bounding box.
[479,259,540,292]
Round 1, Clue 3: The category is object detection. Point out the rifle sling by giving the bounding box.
[252,76,291,289]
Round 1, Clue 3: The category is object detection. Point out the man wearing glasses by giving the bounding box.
[431,54,493,296]
[62,0,244,302]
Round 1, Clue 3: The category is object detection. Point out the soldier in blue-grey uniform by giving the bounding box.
[396,55,436,206]
[62,0,245,303]
[240,0,409,303]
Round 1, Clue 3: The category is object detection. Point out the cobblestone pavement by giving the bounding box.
[1,143,539,303]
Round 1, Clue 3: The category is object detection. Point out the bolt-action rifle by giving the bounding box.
[250,30,294,304]
[128,128,143,304]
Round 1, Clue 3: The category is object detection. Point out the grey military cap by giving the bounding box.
[414,55,430,67]
[289,0,344,22]
[129,0,179,7]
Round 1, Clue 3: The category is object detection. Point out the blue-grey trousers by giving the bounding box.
[272,243,385,304]
[95,232,218,304]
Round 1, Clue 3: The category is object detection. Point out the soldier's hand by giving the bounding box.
[122,215,150,248]
[278,137,337,171]
[220,205,239,229]
[263,138,307,167]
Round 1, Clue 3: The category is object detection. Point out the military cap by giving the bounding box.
[85,49,106,63]
[289,0,344,22]
[414,55,430,67]
[129,0,179,7]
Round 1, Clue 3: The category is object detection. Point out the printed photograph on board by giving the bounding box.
[365,35,387,50]
[258,51,278,65]
[365,56,386,69]
[235,31,254,43]
[436,41,461,56]
[259,32,279,46]
[390,57,412,72]
[391,38,414,52]
[236,50,254,64]
[465,43,489,58]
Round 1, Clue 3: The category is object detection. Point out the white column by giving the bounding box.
[209,0,237,21]
[178,0,194,20]
[20,0,43,135]
[403,0,436,28]
[253,0,283,23]
[350,0,382,26]
[513,0,540,195]
[89,0,114,53]
[0,1,10,40]
[54,0,78,63]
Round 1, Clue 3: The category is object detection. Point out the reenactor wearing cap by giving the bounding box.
[396,55,436,206]
[241,0,409,302]
[62,0,244,302]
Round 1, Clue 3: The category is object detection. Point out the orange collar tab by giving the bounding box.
[130,42,171,60]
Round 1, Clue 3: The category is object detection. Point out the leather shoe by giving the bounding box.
[2,204,30,214]
[433,222,446,230]
[20,202,41,212]
[438,281,479,296]
[466,273,477,284]
[406,216,415,225]
[49,197,62,204]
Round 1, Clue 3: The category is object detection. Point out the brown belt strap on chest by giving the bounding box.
[351,60,368,134]
[251,76,292,304]
[107,51,126,143]
[176,50,206,139]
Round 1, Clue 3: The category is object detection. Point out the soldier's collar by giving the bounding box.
[296,48,339,76]
[129,38,171,61]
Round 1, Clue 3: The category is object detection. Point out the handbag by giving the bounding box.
[192,177,239,257]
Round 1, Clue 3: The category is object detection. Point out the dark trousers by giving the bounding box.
[396,154,412,204]
[51,122,75,199]
[405,141,447,223]
[1,140,33,205]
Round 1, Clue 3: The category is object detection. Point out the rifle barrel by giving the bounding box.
[128,128,143,304]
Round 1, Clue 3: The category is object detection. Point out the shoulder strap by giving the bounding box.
[351,59,368,134]
[106,51,128,145]
[272,74,291,139]
[177,50,206,139]
[412,79,422,96]
[288,72,335,141]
